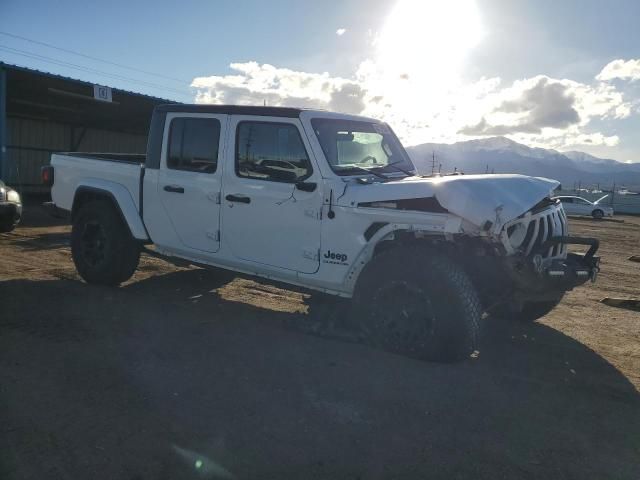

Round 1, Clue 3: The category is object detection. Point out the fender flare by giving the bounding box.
[342,222,447,294]
[71,180,149,241]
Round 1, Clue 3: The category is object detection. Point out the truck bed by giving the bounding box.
[56,152,146,164]
[51,153,143,214]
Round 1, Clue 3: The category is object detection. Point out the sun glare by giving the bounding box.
[361,0,486,142]
[377,0,484,81]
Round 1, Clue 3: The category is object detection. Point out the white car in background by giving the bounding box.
[555,195,613,219]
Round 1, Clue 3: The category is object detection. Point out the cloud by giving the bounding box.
[191,62,366,114]
[328,82,366,114]
[461,77,580,135]
[459,75,630,141]
[191,59,635,150]
[336,28,347,36]
[597,59,640,82]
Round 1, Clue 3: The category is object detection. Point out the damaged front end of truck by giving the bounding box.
[429,174,601,313]
[346,173,600,315]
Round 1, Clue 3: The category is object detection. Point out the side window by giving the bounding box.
[561,198,573,203]
[236,122,312,183]
[168,118,220,173]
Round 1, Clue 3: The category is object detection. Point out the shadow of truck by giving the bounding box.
[1,268,639,479]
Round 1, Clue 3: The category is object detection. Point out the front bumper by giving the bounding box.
[503,236,600,302]
[0,201,22,225]
[537,236,599,287]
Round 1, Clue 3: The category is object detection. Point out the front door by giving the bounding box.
[222,116,323,274]
[158,113,227,253]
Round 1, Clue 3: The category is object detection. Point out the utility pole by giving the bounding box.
[430,151,437,175]
[611,182,616,206]
[485,164,489,174]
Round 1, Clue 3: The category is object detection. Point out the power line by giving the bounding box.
[0,45,191,97]
[0,30,191,85]
[0,45,192,100]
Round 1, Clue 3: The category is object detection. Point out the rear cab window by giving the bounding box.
[168,117,221,173]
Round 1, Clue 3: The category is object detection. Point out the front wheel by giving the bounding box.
[352,248,481,362]
[71,199,140,286]
[592,209,604,219]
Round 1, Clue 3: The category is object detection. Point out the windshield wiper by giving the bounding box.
[372,159,414,177]
[336,165,389,180]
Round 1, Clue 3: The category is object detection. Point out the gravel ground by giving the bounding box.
[1,207,639,479]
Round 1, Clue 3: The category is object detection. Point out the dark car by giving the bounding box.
[0,180,22,232]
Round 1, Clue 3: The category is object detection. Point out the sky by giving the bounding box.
[1,0,640,162]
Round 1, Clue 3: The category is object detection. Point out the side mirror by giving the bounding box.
[295,181,317,192]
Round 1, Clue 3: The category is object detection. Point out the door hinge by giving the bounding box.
[208,192,221,204]
[304,208,321,219]
[303,249,320,261]
[206,229,220,241]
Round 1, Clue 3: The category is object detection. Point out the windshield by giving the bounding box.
[311,118,415,176]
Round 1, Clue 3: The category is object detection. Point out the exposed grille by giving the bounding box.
[504,202,568,260]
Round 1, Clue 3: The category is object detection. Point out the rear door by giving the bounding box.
[158,113,227,253]
[221,116,323,274]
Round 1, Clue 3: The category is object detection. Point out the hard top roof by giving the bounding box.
[155,104,305,118]
[153,104,381,123]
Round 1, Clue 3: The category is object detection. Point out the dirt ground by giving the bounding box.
[1,207,639,479]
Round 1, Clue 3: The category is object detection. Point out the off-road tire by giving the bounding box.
[592,209,604,219]
[352,247,481,362]
[71,199,140,286]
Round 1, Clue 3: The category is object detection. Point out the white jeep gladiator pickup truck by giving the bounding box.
[43,104,600,361]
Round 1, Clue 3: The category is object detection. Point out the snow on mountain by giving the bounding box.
[405,137,640,189]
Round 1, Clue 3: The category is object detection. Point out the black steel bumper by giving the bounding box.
[537,236,600,287]
[502,236,601,303]
[0,202,22,224]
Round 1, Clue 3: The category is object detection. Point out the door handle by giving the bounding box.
[225,194,251,204]
[164,185,184,194]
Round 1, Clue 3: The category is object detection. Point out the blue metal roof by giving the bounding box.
[0,61,178,103]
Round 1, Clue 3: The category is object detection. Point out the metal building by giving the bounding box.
[0,63,175,195]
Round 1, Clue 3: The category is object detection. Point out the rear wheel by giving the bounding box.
[592,209,604,219]
[352,248,481,362]
[71,199,140,286]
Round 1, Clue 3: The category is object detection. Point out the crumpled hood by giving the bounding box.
[340,174,560,231]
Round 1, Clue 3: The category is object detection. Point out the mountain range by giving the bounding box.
[405,137,640,191]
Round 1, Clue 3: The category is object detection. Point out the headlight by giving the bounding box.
[7,189,20,203]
